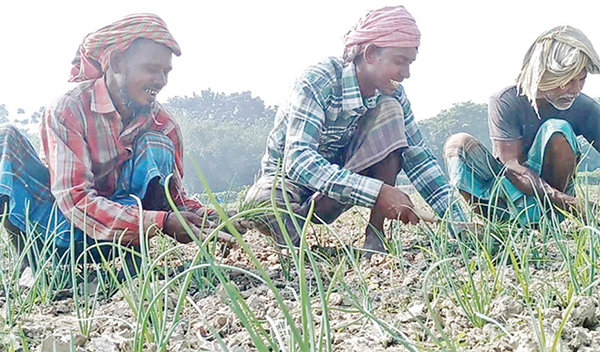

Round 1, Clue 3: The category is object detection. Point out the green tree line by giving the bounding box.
[2,95,599,194]
[166,90,276,193]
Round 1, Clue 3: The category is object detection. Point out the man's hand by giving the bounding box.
[497,140,578,214]
[163,211,216,244]
[453,222,485,237]
[374,184,420,224]
[224,209,255,234]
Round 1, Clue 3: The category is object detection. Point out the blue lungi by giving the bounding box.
[445,119,580,225]
[0,125,175,252]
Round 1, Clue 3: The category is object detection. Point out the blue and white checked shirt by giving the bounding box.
[261,57,464,220]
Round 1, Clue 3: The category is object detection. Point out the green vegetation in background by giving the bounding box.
[167,90,276,194]
[2,95,600,194]
[418,101,491,165]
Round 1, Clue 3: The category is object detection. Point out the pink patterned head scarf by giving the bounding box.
[69,13,181,83]
[343,6,421,62]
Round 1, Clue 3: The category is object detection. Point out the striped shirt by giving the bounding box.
[40,78,203,240]
[261,56,462,219]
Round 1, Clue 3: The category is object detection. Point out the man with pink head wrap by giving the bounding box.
[0,14,216,272]
[246,5,467,254]
[343,5,421,62]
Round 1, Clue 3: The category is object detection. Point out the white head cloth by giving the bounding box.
[516,25,600,114]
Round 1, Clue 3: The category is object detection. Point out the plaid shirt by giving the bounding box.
[262,57,463,219]
[40,78,204,240]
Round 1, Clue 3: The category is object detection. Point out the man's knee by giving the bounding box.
[542,132,577,192]
[544,132,577,169]
[360,148,403,186]
[0,124,27,146]
[356,95,404,133]
[547,132,577,158]
[134,132,175,153]
[539,118,575,136]
[132,132,176,169]
[375,148,403,170]
[547,132,574,152]
[539,119,578,155]
[443,133,477,159]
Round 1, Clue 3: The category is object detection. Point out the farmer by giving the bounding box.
[1,14,213,266]
[245,6,466,253]
[444,25,600,224]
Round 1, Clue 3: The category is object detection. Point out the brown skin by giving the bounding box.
[494,132,579,212]
[355,44,417,97]
[540,70,587,110]
[104,39,212,245]
[493,70,588,214]
[363,150,419,253]
[162,210,216,244]
[354,45,421,252]
[106,38,172,124]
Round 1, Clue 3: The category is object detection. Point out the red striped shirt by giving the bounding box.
[41,78,204,241]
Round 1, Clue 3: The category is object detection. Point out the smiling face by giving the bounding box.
[356,45,417,97]
[539,69,587,110]
[111,38,173,116]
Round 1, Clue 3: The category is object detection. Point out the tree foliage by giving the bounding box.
[30,107,45,124]
[167,90,276,193]
[418,101,491,164]
[168,90,275,125]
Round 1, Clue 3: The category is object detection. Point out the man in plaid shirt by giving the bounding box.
[1,14,211,266]
[246,6,465,253]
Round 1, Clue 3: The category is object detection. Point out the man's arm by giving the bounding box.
[398,88,467,222]
[283,86,383,208]
[494,139,578,211]
[44,105,208,245]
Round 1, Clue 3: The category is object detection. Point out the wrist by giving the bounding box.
[163,211,172,230]
[553,192,577,210]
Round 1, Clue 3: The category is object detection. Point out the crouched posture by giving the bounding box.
[3,14,210,265]
[444,26,600,224]
[245,6,465,253]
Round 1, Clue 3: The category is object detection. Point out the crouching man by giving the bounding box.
[246,6,466,253]
[444,26,600,224]
[2,14,213,268]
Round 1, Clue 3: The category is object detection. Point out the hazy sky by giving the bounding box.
[3,0,600,121]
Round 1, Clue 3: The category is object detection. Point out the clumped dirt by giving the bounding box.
[2,207,600,351]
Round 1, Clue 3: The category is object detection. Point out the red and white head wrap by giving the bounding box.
[343,6,421,62]
[69,13,181,83]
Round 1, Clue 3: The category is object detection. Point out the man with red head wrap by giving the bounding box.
[0,14,212,268]
[245,6,467,254]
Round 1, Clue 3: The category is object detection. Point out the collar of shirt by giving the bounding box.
[341,62,380,113]
[90,78,117,114]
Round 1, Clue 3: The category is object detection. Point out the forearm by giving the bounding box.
[403,146,467,222]
[58,192,167,241]
[504,161,577,210]
[285,148,383,208]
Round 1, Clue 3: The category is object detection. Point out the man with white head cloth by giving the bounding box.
[444,25,600,224]
[245,6,467,254]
